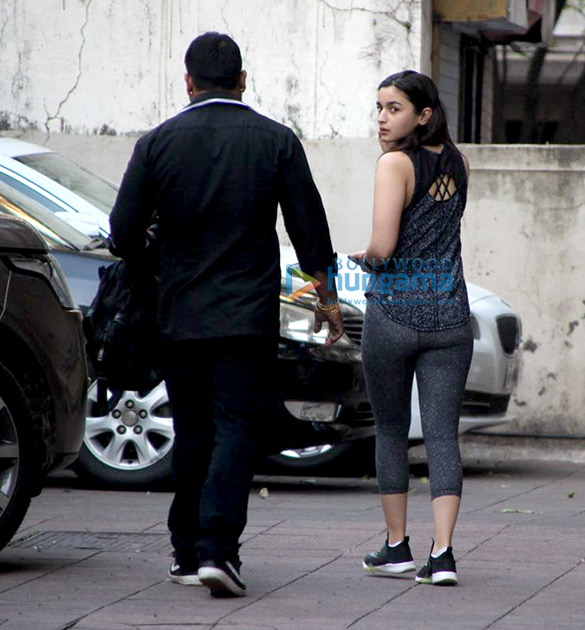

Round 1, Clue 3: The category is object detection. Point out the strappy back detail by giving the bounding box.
[428,172,457,201]
[400,145,467,215]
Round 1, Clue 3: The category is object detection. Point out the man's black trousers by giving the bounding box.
[161,335,277,569]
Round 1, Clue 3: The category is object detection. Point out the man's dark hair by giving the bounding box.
[185,32,242,90]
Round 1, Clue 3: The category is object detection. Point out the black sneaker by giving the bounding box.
[168,559,202,586]
[363,536,416,576]
[198,558,246,597]
[415,545,458,586]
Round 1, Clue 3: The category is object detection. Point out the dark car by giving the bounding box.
[0,216,87,551]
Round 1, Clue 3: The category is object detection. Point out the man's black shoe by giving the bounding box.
[362,536,416,576]
[198,558,246,597]
[168,559,202,586]
[415,545,458,586]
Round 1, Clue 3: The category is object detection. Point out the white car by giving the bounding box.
[0,138,113,237]
[0,137,523,481]
[280,247,522,442]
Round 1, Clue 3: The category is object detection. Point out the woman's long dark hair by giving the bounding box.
[378,70,454,151]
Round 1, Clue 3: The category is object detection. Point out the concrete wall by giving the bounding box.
[461,144,585,437]
[295,141,585,443]
[4,129,584,437]
[0,0,429,140]
[1,1,584,435]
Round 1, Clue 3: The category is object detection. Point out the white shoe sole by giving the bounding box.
[416,571,458,585]
[432,571,458,585]
[198,566,246,597]
[168,574,202,586]
[363,560,416,576]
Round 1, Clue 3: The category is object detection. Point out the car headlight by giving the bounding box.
[280,301,354,346]
[279,292,363,362]
[7,254,75,309]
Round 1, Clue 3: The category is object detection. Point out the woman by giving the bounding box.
[349,70,473,586]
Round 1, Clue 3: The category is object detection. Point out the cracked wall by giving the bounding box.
[0,0,427,138]
[459,144,585,436]
[279,141,585,436]
[5,1,582,436]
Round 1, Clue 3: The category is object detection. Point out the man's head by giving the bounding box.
[184,32,245,98]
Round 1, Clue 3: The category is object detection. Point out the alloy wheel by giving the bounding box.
[84,382,174,471]
[0,395,19,514]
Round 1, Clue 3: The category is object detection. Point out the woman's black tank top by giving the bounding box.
[365,144,470,331]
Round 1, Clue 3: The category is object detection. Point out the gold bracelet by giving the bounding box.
[316,298,341,314]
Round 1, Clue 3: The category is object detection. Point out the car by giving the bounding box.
[0,137,523,484]
[0,214,87,551]
[0,137,113,237]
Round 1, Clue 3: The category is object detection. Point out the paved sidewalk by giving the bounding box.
[1,457,584,630]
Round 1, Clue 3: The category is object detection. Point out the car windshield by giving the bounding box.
[15,152,118,216]
[0,179,91,251]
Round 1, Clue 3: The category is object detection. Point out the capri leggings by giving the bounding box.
[362,300,474,500]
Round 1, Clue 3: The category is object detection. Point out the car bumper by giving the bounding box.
[262,339,373,453]
[48,308,88,469]
[2,270,87,473]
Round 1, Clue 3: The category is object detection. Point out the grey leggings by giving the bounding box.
[362,301,473,499]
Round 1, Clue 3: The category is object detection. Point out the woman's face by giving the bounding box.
[376,85,427,150]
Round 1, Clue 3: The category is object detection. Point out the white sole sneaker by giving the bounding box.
[198,563,246,597]
[363,560,416,576]
[415,545,458,586]
[432,571,458,585]
[168,563,202,586]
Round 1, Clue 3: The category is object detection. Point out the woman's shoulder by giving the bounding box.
[376,150,414,174]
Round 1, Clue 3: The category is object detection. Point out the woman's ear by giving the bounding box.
[418,107,433,127]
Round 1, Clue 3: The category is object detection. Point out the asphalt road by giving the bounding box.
[1,455,584,630]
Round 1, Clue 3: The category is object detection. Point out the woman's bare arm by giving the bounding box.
[363,151,413,266]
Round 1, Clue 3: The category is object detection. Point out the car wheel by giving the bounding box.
[73,381,174,488]
[264,442,363,475]
[0,364,37,551]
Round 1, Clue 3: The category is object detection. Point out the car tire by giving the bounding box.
[264,441,373,475]
[72,381,173,488]
[0,363,37,551]
[74,442,173,488]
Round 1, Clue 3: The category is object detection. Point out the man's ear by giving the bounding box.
[185,73,196,97]
[419,106,433,127]
[238,70,247,93]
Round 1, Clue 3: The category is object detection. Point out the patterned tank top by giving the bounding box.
[365,145,470,331]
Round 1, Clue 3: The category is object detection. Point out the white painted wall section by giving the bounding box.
[0,0,428,139]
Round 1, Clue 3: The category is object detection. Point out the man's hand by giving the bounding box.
[314,309,344,347]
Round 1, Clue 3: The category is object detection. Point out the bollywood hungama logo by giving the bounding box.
[284,265,321,301]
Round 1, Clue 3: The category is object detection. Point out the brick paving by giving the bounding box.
[1,453,584,630]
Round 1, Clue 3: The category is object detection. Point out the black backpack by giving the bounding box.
[83,258,162,415]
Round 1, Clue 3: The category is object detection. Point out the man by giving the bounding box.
[109,32,343,598]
